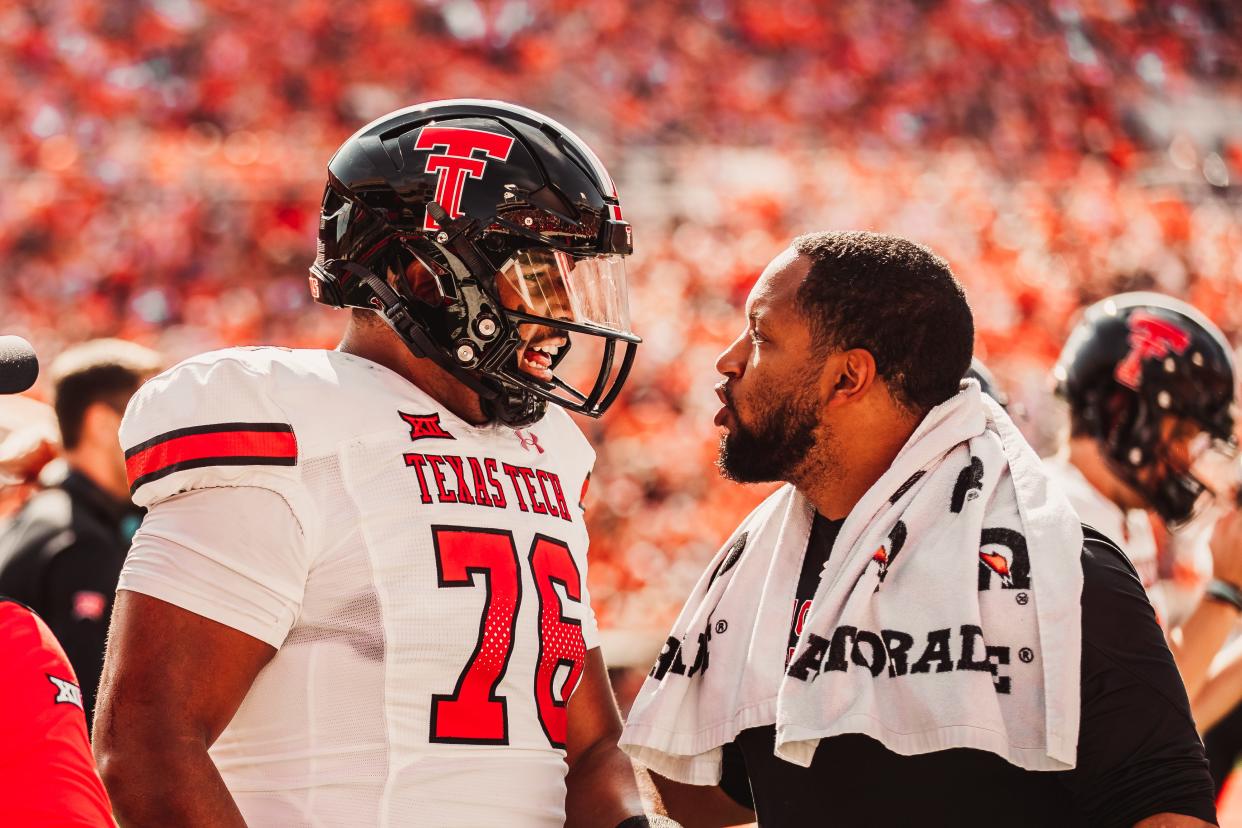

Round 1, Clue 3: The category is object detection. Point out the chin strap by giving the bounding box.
[481,380,546,428]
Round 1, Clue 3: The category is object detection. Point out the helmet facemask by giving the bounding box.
[490,247,637,414]
[331,208,638,429]
[1097,382,1237,526]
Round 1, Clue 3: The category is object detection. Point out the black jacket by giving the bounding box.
[0,469,142,726]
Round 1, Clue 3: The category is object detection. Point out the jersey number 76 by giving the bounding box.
[428,525,585,749]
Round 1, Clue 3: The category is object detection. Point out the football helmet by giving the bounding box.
[310,99,639,427]
[966,358,1008,409]
[1055,292,1236,525]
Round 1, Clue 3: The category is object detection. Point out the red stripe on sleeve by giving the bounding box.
[126,429,297,488]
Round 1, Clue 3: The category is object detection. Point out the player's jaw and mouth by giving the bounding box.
[514,325,566,382]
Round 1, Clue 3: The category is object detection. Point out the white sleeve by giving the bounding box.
[120,351,308,515]
[118,486,310,649]
[579,576,601,651]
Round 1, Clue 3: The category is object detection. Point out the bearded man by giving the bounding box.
[620,232,1217,828]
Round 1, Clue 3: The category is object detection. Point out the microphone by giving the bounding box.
[0,336,39,394]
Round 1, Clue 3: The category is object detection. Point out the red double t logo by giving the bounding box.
[1114,311,1191,390]
[414,127,516,232]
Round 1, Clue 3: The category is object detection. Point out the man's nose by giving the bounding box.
[715,334,748,378]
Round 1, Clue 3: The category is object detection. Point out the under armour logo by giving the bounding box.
[414,126,516,232]
[47,675,83,709]
[515,429,544,453]
[1115,312,1191,390]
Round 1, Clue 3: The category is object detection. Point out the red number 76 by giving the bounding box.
[428,525,586,749]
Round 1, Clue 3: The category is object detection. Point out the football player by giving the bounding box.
[1048,293,1242,760]
[93,100,664,827]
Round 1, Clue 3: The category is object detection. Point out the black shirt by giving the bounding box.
[718,521,1217,827]
[0,470,143,725]
[785,512,840,667]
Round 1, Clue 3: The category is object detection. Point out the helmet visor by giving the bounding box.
[1185,429,1239,501]
[497,249,633,334]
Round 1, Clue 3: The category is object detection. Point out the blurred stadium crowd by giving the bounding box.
[2,0,1242,636]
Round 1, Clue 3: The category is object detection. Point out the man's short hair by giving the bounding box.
[792,231,974,413]
[50,339,162,450]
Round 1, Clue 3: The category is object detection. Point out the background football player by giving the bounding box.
[1049,292,1242,789]
[93,100,665,827]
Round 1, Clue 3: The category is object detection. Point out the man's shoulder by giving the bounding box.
[1078,524,1150,616]
[1066,535,1215,826]
[1080,525,1143,584]
[0,595,70,668]
[128,347,429,442]
[0,596,42,638]
[120,347,349,508]
[1077,525,1171,667]
[136,346,343,402]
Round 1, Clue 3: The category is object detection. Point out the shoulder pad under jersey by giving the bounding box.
[120,348,308,509]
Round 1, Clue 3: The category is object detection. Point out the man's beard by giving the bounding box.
[717,387,821,484]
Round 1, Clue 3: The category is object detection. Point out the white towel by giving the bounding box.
[620,382,1083,785]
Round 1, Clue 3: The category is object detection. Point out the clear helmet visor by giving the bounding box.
[497,249,633,334]
[492,248,639,419]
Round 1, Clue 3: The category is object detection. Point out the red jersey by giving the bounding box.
[0,598,113,826]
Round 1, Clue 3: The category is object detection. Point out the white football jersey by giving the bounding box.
[117,347,599,827]
[1043,453,1164,619]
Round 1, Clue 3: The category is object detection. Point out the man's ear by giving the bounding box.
[819,349,877,408]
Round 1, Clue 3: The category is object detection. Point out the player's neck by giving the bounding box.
[337,321,490,426]
[1066,437,1146,514]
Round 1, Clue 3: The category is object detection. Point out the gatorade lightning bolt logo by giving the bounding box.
[979,548,1012,585]
[414,127,516,232]
[1114,311,1191,390]
[871,521,907,592]
[978,528,1031,590]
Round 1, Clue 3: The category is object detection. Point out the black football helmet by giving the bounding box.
[310,99,639,427]
[966,358,1009,408]
[1055,292,1236,525]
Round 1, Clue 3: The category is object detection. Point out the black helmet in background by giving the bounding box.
[1054,292,1236,525]
[310,99,639,427]
[966,357,1009,409]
